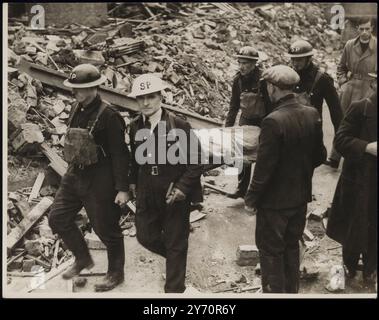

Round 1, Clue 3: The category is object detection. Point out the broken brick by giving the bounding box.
[11,123,44,153]
[236,245,259,267]
[22,259,36,272]
[84,232,106,250]
[7,256,24,271]
[24,239,43,256]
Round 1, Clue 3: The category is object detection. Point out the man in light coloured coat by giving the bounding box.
[337,18,377,113]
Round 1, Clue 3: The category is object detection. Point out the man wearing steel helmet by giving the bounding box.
[245,65,326,293]
[48,64,130,292]
[289,39,343,169]
[327,72,377,286]
[128,74,203,293]
[225,46,271,199]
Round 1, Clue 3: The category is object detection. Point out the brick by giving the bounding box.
[84,232,106,250]
[24,239,42,256]
[73,50,105,66]
[236,245,259,266]
[308,208,326,221]
[22,259,36,272]
[7,256,24,271]
[303,228,315,242]
[11,123,44,153]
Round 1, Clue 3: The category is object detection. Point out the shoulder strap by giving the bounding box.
[89,101,108,135]
[67,102,80,128]
[309,70,322,94]
[168,111,177,131]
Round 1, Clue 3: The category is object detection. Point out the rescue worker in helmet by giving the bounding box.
[288,39,343,169]
[127,74,204,293]
[48,64,130,292]
[225,46,271,199]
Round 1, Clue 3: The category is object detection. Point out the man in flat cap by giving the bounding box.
[48,64,130,292]
[245,65,327,293]
[225,46,271,199]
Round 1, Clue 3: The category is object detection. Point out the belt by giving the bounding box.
[141,165,160,176]
[351,74,373,80]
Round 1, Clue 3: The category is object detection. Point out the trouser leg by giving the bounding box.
[135,185,166,257]
[283,205,307,293]
[256,208,287,293]
[84,196,125,274]
[163,200,191,293]
[237,162,252,195]
[48,174,91,262]
[342,246,360,274]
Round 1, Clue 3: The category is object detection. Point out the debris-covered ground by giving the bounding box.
[6,3,376,295]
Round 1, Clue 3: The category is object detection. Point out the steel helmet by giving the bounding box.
[63,64,107,88]
[128,74,168,98]
[234,46,260,61]
[287,40,314,58]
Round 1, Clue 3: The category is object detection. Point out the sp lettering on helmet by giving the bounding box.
[70,72,77,80]
[140,81,151,91]
[290,46,300,53]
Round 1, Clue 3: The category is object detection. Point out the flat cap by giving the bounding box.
[262,65,300,88]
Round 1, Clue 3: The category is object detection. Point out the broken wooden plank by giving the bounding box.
[40,142,68,177]
[27,257,74,292]
[190,210,207,223]
[28,172,45,202]
[7,197,53,252]
[203,182,229,195]
[7,250,26,267]
[52,239,60,268]
[25,254,51,269]
[7,271,43,278]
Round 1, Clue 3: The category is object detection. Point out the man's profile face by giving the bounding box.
[136,92,162,117]
[238,58,256,76]
[358,21,373,42]
[291,57,310,72]
[72,87,96,103]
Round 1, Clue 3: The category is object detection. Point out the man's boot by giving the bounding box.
[260,252,285,293]
[95,240,125,292]
[60,229,94,280]
[227,163,251,199]
[284,248,300,293]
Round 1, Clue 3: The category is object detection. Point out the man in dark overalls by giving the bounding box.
[245,65,327,293]
[288,39,343,169]
[48,64,130,292]
[128,74,203,293]
[225,46,271,199]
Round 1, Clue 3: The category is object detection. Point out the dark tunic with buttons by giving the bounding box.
[128,108,203,293]
[294,62,343,132]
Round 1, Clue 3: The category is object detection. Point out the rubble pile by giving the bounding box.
[6,3,341,277]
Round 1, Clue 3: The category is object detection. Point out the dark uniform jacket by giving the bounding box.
[129,109,203,203]
[327,93,377,252]
[69,94,129,192]
[294,62,343,132]
[245,94,327,210]
[225,67,272,127]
